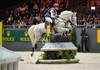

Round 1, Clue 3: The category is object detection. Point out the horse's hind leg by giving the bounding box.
[31,47,34,56]
[28,25,42,57]
[30,36,37,57]
[31,44,37,56]
[29,31,41,57]
[28,27,36,57]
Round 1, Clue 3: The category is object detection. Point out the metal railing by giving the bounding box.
[3,24,100,29]
[3,25,95,29]
[3,25,31,29]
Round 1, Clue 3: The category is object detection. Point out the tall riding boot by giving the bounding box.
[51,27,56,34]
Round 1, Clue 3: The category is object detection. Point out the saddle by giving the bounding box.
[45,21,57,34]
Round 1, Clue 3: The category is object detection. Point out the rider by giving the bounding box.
[44,3,59,34]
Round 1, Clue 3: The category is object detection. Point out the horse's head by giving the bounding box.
[71,12,77,26]
[59,10,77,26]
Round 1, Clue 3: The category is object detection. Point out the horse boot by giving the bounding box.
[31,47,34,57]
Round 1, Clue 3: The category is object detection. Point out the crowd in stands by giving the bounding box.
[77,14,100,26]
[2,0,67,28]
[4,1,41,28]
[1,0,100,28]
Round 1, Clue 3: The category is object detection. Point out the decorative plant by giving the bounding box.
[42,50,76,60]
[69,28,76,45]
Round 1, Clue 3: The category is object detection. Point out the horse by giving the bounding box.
[28,10,77,56]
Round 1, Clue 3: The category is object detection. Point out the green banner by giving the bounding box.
[3,29,31,42]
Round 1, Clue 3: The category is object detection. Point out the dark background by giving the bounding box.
[0,0,26,9]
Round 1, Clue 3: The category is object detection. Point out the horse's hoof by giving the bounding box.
[30,53,33,57]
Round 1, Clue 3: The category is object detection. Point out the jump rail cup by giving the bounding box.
[0,21,20,70]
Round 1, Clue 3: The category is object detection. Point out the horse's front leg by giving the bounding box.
[57,27,70,33]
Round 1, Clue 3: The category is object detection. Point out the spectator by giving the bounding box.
[1,0,99,28]
[7,14,14,25]
[28,14,34,25]
[80,27,89,52]
[16,17,26,28]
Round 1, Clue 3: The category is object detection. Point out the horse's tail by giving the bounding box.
[28,25,36,48]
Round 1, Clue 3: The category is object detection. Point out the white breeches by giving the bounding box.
[45,17,53,23]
